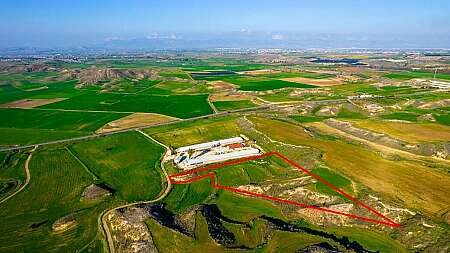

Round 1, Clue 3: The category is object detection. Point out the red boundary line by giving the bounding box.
[169,151,401,228]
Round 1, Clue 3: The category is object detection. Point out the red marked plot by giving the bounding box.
[169,151,401,228]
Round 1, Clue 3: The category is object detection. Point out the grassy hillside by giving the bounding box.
[0,147,115,253]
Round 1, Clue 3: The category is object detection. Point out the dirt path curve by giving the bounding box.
[100,130,172,253]
[0,145,38,205]
[207,94,219,113]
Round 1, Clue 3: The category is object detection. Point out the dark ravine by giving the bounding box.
[297,242,343,253]
[200,205,237,246]
[138,203,191,236]
[142,203,377,252]
[261,216,377,253]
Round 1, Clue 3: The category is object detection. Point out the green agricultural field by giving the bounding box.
[145,116,241,148]
[0,108,126,146]
[384,71,450,80]
[223,76,317,91]
[0,81,85,104]
[0,147,116,252]
[212,100,257,111]
[107,78,160,93]
[381,112,419,122]
[153,80,209,94]
[41,93,214,118]
[159,70,192,79]
[259,71,334,79]
[0,108,126,132]
[0,128,88,146]
[69,132,165,201]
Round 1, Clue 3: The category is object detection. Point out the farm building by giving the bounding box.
[173,136,261,170]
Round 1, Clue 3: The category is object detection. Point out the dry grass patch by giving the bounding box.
[241,69,281,75]
[0,98,66,108]
[350,120,450,143]
[96,113,179,133]
[208,81,237,91]
[249,117,450,218]
[280,77,343,86]
[209,92,255,102]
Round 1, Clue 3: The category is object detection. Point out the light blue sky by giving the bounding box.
[1,0,449,48]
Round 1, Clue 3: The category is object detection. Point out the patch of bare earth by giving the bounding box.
[81,184,112,201]
[97,113,179,133]
[281,77,343,86]
[209,92,255,102]
[24,86,48,91]
[0,98,66,108]
[240,69,280,75]
[207,80,237,91]
[107,207,158,253]
[52,214,77,233]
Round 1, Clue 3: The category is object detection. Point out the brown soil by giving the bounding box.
[209,92,255,102]
[241,69,280,75]
[281,77,343,86]
[0,98,66,108]
[81,184,112,200]
[52,215,76,232]
[96,113,179,133]
[208,81,237,91]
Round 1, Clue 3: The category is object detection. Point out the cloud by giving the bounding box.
[104,36,125,42]
[271,34,287,40]
[146,33,177,39]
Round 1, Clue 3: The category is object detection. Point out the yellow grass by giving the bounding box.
[280,77,342,86]
[209,92,255,102]
[207,81,237,91]
[249,117,450,218]
[0,98,66,108]
[241,69,280,75]
[350,120,450,143]
[96,113,178,133]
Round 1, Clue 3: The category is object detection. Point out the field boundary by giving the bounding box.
[169,151,401,228]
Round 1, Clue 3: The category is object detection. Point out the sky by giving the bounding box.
[1,0,450,49]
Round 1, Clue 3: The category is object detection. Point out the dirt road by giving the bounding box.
[100,130,172,253]
[0,145,38,205]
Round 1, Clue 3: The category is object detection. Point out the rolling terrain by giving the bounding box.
[0,53,449,252]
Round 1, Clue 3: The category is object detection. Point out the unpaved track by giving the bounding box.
[0,145,38,205]
[207,94,219,113]
[101,130,172,253]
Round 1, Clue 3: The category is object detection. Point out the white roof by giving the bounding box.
[176,137,244,153]
[183,148,260,166]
